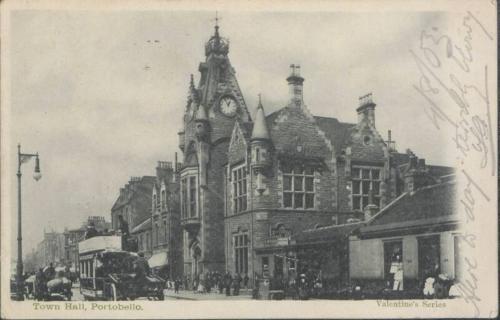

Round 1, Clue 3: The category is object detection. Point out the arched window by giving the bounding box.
[161,190,166,209]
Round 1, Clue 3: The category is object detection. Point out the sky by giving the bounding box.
[7,9,457,256]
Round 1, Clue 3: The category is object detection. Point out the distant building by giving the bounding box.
[149,160,183,280]
[62,216,111,271]
[63,226,86,270]
[131,217,153,259]
[110,176,156,232]
[34,231,65,267]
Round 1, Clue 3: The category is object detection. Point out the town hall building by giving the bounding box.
[176,22,454,286]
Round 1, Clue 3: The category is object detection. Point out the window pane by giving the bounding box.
[362,169,370,179]
[283,176,292,191]
[353,181,360,194]
[353,196,361,210]
[352,168,360,178]
[362,196,369,209]
[305,177,314,192]
[305,194,314,209]
[294,176,303,191]
[372,169,380,180]
[362,181,370,194]
[373,181,380,195]
[294,193,304,208]
[242,196,247,211]
[305,167,314,175]
[284,193,293,208]
[374,197,381,208]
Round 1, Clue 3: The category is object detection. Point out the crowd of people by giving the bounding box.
[163,271,250,296]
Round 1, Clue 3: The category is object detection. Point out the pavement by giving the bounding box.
[70,283,252,301]
[163,289,252,300]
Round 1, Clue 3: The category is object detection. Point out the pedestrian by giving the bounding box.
[218,274,224,294]
[44,263,56,281]
[233,273,242,296]
[243,273,249,289]
[174,278,180,294]
[224,272,232,296]
[35,268,46,301]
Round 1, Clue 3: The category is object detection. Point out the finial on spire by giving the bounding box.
[190,74,195,88]
[213,11,222,36]
[258,93,263,108]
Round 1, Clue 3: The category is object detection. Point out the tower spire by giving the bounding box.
[252,94,270,141]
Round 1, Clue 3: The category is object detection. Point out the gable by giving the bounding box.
[267,106,333,161]
[347,122,386,162]
[228,122,248,165]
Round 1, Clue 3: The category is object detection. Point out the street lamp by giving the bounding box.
[16,144,42,301]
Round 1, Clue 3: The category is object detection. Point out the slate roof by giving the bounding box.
[362,180,457,232]
[131,217,152,234]
[313,116,356,153]
[111,176,156,211]
[262,106,356,154]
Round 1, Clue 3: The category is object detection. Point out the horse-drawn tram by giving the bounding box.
[78,235,165,301]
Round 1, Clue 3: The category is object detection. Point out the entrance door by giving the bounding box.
[418,235,440,280]
[383,240,403,280]
[274,256,284,278]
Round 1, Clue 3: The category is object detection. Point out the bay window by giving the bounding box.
[181,175,198,218]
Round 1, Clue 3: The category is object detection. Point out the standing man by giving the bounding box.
[233,273,242,296]
[224,272,232,296]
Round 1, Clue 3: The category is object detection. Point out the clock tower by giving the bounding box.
[178,20,250,277]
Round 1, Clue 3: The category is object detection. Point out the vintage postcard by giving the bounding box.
[1,0,497,318]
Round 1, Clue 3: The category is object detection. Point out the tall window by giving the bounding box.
[234,234,249,274]
[232,165,247,213]
[181,176,197,218]
[351,166,381,210]
[161,190,166,209]
[282,164,315,209]
[181,178,187,218]
[164,219,168,242]
[154,223,159,246]
[189,176,197,217]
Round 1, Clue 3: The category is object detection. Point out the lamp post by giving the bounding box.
[16,144,42,300]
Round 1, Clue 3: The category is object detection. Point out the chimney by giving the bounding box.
[364,189,379,221]
[173,152,178,182]
[404,151,428,193]
[156,161,174,182]
[357,93,376,127]
[287,64,304,106]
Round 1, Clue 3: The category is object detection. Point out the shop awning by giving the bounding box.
[148,252,168,268]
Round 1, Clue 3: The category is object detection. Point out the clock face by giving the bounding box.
[219,96,238,117]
